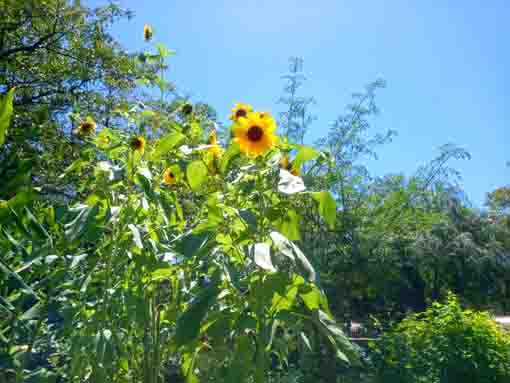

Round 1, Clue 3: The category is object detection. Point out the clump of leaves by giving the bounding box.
[371,292,510,383]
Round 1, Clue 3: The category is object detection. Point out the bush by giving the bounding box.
[370,293,510,383]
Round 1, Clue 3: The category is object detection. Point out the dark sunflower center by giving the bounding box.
[182,104,193,115]
[235,109,247,118]
[81,122,93,131]
[247,125,264,142]
[131,139,142,149]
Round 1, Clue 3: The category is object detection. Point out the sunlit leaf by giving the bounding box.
[310,191,337,229]
[0,87,15,146]
[219,143,240,174]
[151,130,185,160]
[292,145,319,170]
[128,224,143,249]
[275,208,301,240]
[186,160,208,191]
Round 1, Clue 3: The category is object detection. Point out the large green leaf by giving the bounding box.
[0,259,39,299]
[186,160,208,191]
[275,208,301,240]
[174,280,221,347]
[151,130,185,160]
[314,310,360,365]
[300,284,322,311]
[0,189,36,222]
[64,204,100,243]
[311,191,337,229]
[292,145,319,171]
[0,87,15,146]
[219,143,240,174]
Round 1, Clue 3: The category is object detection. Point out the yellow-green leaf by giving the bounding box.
[151,131,185,160]
[311,191,337,229]
[0,87,15,146]
[293,145,319,171]
[186,160,208,191]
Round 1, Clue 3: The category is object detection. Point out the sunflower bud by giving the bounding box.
[143,24,153,42]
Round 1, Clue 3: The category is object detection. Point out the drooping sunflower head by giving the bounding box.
[181,103,193,116]
[233,111,278,157]
[207,129,223,158]
[129,136,146,154]
[163,167,177,186]
[208,129,218,145]
[280,155,291,171]
[230,103,253,121]
[279,154,300,176]
[77,118,96,136]
[143,24,153,42]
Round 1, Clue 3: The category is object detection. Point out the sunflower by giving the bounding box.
[232,111,278,157]
[181,103,193,116]
[279,154,300,176]
[144,24,153,42]
[77,118,96,136]
[280,155,291,171]
[230,103,253,121]
[129,136,146,154]
[207,129,222,157]
[204,130,222,175]
[163,167,177,185]
[208,129,218,145]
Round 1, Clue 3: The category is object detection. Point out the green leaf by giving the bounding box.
[300,332,313,351]
[270,275,303,313]
[0,259,39,299]
[64,204,100,243]
[174,280,221,347]
[0,87,15,146]
[182,351,200,383]
[136,167,154,198]
[292,145,319,170]
[0,190,36,221]
[314,310,360,365]
[150,267,175,281]
[24,207,51,244]
[311,191,337,229]
[219,143,240,174]
[300,284,321,311]
[275,209,301,240]
[19,302,43,321]
[151,131,185,160]
[128,224,143,249]
[155,43,176,58]
[186,160,208,191]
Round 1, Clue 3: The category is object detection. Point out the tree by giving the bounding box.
[0,0,161,199]
[278,57,316,144]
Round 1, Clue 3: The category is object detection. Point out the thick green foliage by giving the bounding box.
[371,293,510,383]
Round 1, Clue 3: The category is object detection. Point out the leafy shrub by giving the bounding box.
[371,293,510,383]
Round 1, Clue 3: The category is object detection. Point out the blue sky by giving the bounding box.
[94,0,509,206]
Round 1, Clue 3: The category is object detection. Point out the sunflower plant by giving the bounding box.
[0,74,356,382]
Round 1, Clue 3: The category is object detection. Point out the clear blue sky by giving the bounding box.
[93,0,509,206]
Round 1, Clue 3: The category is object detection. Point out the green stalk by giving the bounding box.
[16,313,44,383]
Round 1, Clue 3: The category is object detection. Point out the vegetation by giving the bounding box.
[1,1,509,382]
[371,293,510,383]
